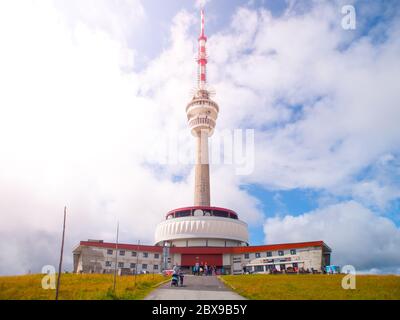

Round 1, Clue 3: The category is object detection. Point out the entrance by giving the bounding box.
[181,254,223,268]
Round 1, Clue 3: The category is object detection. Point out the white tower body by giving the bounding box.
[154,9,249,248]
[187,9,219,206]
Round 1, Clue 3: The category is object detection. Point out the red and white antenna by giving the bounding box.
[197,9,208,89]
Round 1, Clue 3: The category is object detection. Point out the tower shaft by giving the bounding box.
[194,131,210,206]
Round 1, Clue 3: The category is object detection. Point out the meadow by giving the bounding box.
[0,273,168,300]
[220,274,400,300]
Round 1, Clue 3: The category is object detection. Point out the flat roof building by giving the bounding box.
[73,240,331,275]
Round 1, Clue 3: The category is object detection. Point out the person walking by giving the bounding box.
[179,270,184,287]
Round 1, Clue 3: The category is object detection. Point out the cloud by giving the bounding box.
[54,0,145,44]
[264,201,400,272]
[0,0,399,275]
[208,2,400,210]
[195,0,212,9]
[0,1,262,275]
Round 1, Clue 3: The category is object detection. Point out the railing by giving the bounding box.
[186,99,219,113]
[188,117,216,128]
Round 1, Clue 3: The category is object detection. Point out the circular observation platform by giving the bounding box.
[154,206,249,247]
[186,90,219,137]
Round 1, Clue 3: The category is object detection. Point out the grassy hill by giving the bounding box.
[220,274,400,300]
[2,273,399,300]
[0,273,168,300]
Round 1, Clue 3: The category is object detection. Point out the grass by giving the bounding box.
[220,274,400,300]
[0,273,168,300]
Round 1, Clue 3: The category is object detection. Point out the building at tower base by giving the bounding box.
[73,240,331,275]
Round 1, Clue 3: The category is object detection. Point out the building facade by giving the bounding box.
[73,240,331,275]
[73,10,332,275]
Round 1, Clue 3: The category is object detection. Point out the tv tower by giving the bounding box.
[186,9,219,206]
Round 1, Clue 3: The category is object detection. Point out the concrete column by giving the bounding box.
[194,130,210,206]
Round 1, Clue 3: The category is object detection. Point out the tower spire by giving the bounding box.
[197,9,208,89]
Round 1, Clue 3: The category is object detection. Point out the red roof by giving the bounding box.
[166,206,238,218]
[230,241,328,253]
[77,240,329,254]
[79,241,163,253]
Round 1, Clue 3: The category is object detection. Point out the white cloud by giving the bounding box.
[208,3,400,209]
[0,0,399,275]
[0,1,262,275]
[195,0,211,9]
[54,0,145,43]
[264,201,400,272]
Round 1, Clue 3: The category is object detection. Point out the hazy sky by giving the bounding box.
[0,0,399,275]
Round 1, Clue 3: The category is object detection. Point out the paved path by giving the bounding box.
[145,275,246,300]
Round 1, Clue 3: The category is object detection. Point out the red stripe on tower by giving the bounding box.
[197,9,208,88]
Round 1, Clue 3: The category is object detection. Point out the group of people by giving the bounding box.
[170,263,219,287]
[192,263,216,276]
[171,266,184,287]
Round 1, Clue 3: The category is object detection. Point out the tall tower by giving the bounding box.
[186,9,219,206]
[154,9,248,251]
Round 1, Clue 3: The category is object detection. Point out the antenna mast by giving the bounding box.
[197,9,208,90]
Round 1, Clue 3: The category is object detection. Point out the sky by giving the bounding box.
[0,0,399,275]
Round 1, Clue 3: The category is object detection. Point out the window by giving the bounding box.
[119,250,125,256]
[254,265,264,272]
[255,253,261,258]
[143,252,148,258]
[244,253,250,259]
[130,263,136,269]
[131,251,137,257]
[229,213,238,219]
[118,262,124,268]
[278,250,284,256]
[293,263,298,268]
[266,251,272,257]
[154,265,159,270]
[105,261,112,267]
[154,253,159,259]
[290,249,297,255]
[142,264,148,269]
[175,210,191,218]
[107,249,113,255]
[213,210,229,218]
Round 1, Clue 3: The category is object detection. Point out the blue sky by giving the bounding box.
[133,0,288,65]
[0,0,399,275]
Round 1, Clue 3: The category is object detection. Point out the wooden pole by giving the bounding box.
[134,240,140,287]
[55,206,67,300]
[113,222,119,292]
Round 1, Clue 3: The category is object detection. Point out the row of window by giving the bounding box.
[105,261,159,270]
[106,249,159,259]
[251,263,299,272]
[244,249,297,259]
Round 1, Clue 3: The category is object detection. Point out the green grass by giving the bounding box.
[220,274,400,300]
[0,273,168,300]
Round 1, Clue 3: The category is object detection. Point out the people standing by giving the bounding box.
[179,270,184,287]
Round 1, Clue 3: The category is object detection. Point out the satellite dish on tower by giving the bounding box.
[194,209,204,216]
